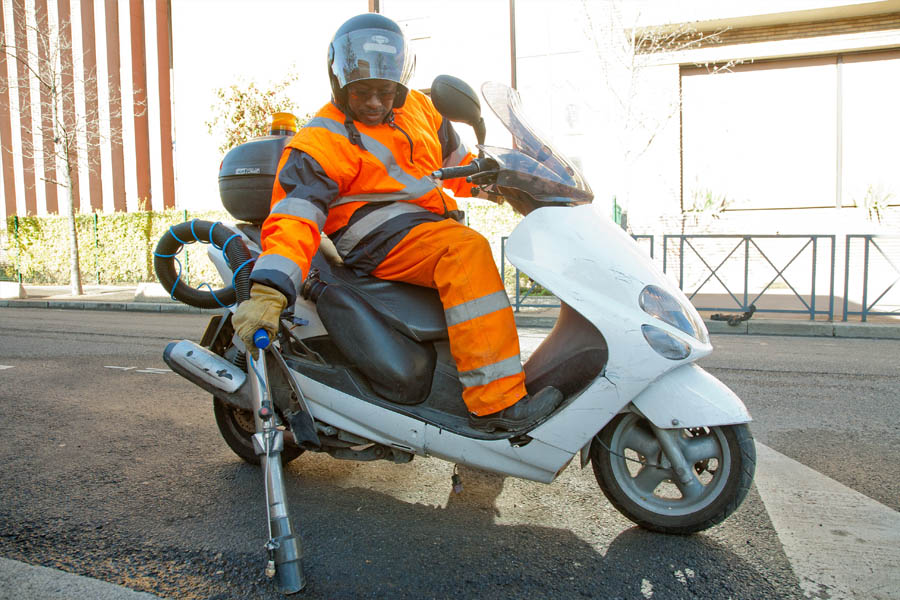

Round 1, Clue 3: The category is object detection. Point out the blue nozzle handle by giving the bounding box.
[253,329,271,350]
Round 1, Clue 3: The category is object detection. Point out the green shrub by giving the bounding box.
[6,210,232,286]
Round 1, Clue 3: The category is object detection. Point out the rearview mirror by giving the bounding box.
[431,75,486,147]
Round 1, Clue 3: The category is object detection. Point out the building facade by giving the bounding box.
[2,0,898,236]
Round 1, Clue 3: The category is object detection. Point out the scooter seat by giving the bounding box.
[310,252,448,343]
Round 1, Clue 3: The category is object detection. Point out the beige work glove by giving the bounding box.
[232,283,287,358]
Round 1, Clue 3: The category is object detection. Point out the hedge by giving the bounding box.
[4,209,231,286]
[3,201,525,289]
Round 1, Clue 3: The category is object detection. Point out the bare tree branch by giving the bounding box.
[580,0,739,218]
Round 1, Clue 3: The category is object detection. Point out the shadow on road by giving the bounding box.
[0,454,796,600]
[0,361,796,600]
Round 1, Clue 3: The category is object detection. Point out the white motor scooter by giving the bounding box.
[156,76,755,594]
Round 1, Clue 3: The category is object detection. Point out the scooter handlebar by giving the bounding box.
[432,157,497,181]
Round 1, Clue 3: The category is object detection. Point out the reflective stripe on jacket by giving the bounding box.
[251,89,474,303]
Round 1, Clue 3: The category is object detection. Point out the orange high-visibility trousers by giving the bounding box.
[372,218,527,415]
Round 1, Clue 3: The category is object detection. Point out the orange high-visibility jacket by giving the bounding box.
[250,89,475,303]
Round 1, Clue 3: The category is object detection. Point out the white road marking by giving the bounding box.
[104,366,171,374]
[0,365,13,370]
[754,442,900,600]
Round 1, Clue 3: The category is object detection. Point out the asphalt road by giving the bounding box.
[1,308,898,599]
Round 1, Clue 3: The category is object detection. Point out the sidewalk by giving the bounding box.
[2,283,899,339]
[0,557,160,600]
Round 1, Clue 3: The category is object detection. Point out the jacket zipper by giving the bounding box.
[389,115,452,216]
[388,117,415,165]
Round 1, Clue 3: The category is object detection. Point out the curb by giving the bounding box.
[0,298,222,314]
[0,557,161,599]
[3,297,898,339]
[703,318,900,339]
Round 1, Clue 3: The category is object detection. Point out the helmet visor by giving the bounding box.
[331,28,414,89]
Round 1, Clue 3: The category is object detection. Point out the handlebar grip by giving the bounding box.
[253,329,271,350]
[432,163,481,180]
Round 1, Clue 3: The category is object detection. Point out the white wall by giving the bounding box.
[171,0,354,211]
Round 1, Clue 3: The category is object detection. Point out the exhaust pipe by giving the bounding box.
[163,340,253,411]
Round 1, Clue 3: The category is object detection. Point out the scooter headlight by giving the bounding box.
[641,324,691,360]
[639,284,708,344]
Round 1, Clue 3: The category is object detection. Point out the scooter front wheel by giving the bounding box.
[591,413,755,534]
[213,397,304,466]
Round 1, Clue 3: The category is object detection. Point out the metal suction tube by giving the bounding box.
[249,333,305,594]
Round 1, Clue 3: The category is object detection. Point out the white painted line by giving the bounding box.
[754,442,900,600]
[104,366,171,374]
[0,365,13,370]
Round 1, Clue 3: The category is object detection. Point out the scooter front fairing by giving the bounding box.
[506,203,750,452]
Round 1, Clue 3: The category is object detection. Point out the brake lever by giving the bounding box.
[467,170,499,185]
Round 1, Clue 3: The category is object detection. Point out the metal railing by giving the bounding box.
[500,234,655,311]
[662,234,836,321]
[843,234,900,322]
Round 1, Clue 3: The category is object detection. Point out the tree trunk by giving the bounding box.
[66,166,83,296]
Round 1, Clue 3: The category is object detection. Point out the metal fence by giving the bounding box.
[843,234,900,321]
[662,234,836,321]
[494,232,900,323]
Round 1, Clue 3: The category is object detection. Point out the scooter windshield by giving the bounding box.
[480,82,593,205]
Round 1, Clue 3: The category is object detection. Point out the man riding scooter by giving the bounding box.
[232,13,561,432]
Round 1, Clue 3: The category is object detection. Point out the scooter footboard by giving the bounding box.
[631,363,751,429]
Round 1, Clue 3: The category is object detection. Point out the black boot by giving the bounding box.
[469,387,563,433]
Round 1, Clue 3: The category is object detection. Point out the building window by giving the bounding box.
[681,50,900,212]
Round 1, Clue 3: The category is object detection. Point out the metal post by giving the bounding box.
[93,213,100,284]
[743,237,750,311]
[663,236,668,275]
[515,266,521,311]
[842,235,851,321]
[810,237,817,320]
[862,236,870,322]
[828,235,835,322]
[13,215,21,283]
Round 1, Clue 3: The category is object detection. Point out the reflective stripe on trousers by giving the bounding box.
[371,219,526,416]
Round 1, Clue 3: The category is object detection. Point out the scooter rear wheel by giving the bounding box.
[591,413,755,534]
[213,397,304,466]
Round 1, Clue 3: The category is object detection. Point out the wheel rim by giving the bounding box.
[230,407,256,434]
[605,414,732,517]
